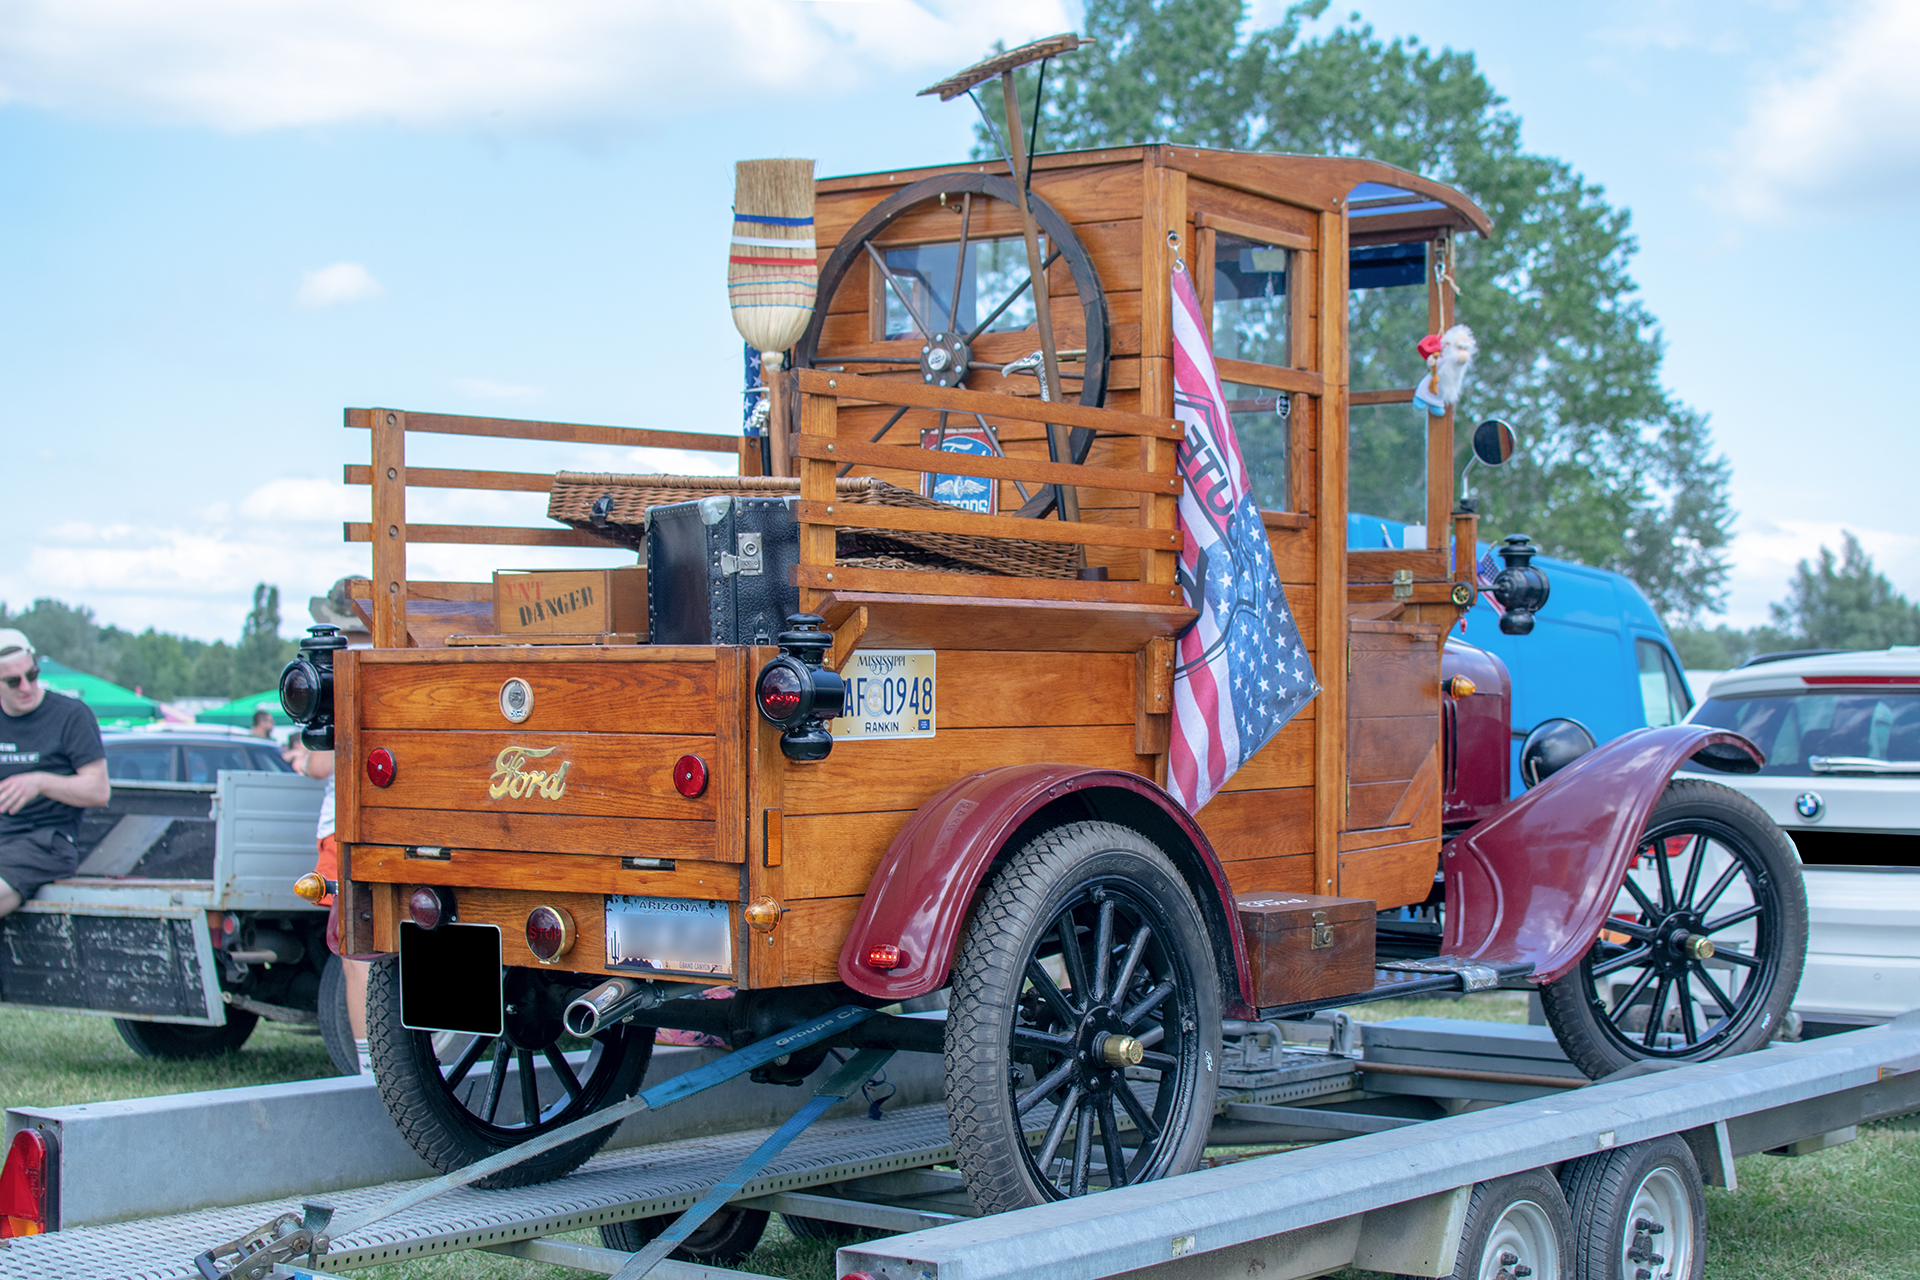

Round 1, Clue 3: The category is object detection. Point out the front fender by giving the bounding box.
[836,764,1251,1008]
[1442,725,1765,983]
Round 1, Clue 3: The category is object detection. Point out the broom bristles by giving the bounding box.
[729,158,819,355]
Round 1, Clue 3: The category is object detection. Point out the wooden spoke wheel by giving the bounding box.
[945,822,1220,1213]
[1540,779,1807,1079]
[366,959,653,1189]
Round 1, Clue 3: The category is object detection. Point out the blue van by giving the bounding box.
[1349,513,1694,786]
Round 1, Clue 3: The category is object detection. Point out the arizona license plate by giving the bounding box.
[604,896,733,977]
[829,650,936,741]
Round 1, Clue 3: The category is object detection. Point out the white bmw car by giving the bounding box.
[1683,647,1920,1033]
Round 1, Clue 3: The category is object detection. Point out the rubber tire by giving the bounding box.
[113,1009,259,1059]
[1561,1135,1706,1280]
[1410,1168,1576,1280]
[1540,778,1807,1080]
[365,956,653,1189]
[782,1213,866,1244]
[600,1207,770,1264]
[945,821,1221,1215]
[318,953,360,1076]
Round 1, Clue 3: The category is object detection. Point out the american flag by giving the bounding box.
[1476,547,1505,615]
[1166,266,1318,815]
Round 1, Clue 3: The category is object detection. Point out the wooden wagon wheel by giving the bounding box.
[793,172,1111,514]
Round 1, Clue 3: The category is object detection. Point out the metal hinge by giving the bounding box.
[1310,909,1333,950]
[1392,568,1414,600]
[719,532,764,577]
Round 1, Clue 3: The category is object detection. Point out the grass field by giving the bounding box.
[4,996,1914,1279]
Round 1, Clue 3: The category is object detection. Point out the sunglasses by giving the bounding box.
[2,666,40,691]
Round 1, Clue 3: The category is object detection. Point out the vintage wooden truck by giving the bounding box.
[278,141,1805,1224]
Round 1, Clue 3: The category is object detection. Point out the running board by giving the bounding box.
[1257,959,1534,1022]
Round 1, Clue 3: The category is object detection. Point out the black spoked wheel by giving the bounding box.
[946,821,1220,1214]
[367,959,653,1188]
[113,1010,258,1060]
[1541,779,1807,1079]
[600,1207,769,1265]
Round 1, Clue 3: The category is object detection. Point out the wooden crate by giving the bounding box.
[493,567,647,638]
[1235,892,1375,1006]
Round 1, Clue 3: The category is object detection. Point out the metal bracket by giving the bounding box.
[1376,956,1502,992]
[720,532,764,577]
[1392,569,1414,600]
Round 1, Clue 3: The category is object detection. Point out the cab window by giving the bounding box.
[1213,232,1294,511]
[184,743,256,783]
[1636,639,1692,727]
[107,744,176,781]
[1691,689,1920,775]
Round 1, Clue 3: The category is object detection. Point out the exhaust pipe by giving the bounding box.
[565,978,659,1038]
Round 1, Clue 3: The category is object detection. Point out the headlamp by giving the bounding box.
[278,625,347,750]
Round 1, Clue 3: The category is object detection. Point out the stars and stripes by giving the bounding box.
[1166,265,1318,815]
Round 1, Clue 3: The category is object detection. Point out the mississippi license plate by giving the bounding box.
[829,650,936,741]
[604,895,733,976]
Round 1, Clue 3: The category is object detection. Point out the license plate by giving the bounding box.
[605,896,733,977]
[830,650,936,741]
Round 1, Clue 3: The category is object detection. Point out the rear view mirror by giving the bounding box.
[1472,418,1516,466]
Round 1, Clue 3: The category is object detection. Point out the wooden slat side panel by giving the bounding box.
[1195,787,1314,862]
[1187,179,1319,245]
[357,809,716,860]
[352,843,741,899]
[1222,854,1316,896]
[1348,716,1440,784]
[358,730,721,823]
[358,661,716,734]
[1218,717,1314,791]
[780,811,912,899]
[934,651,1136,728]
[783,725,1147,816]
[1338,838,1441,912]
[766,897,863,987]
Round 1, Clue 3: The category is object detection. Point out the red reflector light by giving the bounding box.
[0,1129,52,1237]
[672,754,708,798]
[864,943,906,972]
[757,665,804,720]
[408,887,450,930]
[366,747,397,788]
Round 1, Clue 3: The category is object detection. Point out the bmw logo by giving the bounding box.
[1795,792,1824,821]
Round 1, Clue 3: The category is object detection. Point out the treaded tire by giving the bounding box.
[1405,1168,1575,1280]
[318,953,359,1076]
[366,957,652,1189]
[114,1010,258,1059]
[600,1207,769,1263]
[1561,1135,1706,1280]
[945,821,1221,1215]
[782,1213,865,1243]
[1540,778,1807,1079]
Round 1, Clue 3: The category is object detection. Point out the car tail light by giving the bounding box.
[754,616,847,763]
[366,747,397,788]
[0,1129,54,1237]
[755,663,805,721]
[526,905,575,964]
[408,886,454,930]
[864,943,906,971]
[672,754,708,798]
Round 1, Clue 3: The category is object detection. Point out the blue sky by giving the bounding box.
[2,0,1914,640]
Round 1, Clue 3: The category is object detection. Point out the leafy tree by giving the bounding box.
[1667,623,1791,671]
[233,584,296,696]
[1770,533,1920,651]
[976,0,1734,618]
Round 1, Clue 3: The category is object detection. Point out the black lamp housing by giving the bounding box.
[1488,535,1552,636]
[279,625,347,750]
[754,614,846,763]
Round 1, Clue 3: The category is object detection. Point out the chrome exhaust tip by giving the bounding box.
[565,978,647,1038]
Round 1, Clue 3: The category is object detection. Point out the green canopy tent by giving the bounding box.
[35,658,160,729]
[195,689,293,730]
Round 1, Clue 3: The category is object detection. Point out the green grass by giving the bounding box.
[0,1005,338,1111]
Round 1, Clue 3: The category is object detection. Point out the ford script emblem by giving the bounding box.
[500,678,534,724]
[1795,791,1824,821]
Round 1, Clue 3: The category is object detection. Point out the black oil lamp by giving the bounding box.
[279,625,347,750]
[754,615,847,762]
[1488,535,1551,636]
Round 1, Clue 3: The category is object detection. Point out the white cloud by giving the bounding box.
[297,261,383,307]
[1726,0,1920,218]
[0,1,1070,132]
[237,477,362,522]
[1719,516,1920,628]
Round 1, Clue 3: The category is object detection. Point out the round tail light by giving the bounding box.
[526,905,575,964]
[366,747,397,788]
[672,754,708,798]
[408,886,453,930]
[756,663,805,723]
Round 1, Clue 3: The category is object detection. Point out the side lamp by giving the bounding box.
[1489,535,1551,636]
[754,614,846,762]
[278,625,347,750]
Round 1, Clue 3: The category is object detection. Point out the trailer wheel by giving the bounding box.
[599,1207,769,1264]
[113,1010,258,1059]
[1540,779,1806,1079]
[945,821,1221,1214]
[367,958,652,1188]
[1411,1169,1575,1280]
[1561,1135,1705,1280]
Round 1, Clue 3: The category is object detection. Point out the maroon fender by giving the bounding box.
[1441,725,1765,984]
[836,764,1254,1011]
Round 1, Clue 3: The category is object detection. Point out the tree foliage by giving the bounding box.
[1669,532,1919,666]
[0,585,298,702]
[975,0,1733,618]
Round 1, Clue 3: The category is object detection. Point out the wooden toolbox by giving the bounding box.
[493,567,648,638]
[1235,893,1377,1007]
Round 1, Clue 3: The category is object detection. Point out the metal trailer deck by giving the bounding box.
[1,1016,1914,1280]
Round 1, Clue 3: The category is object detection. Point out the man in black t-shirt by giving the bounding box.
[0,629,110,918]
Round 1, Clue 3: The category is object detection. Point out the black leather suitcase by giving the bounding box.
[645,494,802,645]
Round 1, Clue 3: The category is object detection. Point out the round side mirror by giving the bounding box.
[1519,717,1597,788]
[1472,418,1516,466]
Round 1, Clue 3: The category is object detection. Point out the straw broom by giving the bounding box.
[729,159,818,477]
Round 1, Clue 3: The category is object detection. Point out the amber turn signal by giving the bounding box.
[1446,675,1477,698]
[293,873,329,904]
[744,896,783,932]
[864,943,907,971]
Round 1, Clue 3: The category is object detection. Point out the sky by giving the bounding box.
[1,0,1914,641]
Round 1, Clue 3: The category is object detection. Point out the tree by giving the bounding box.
[233,584,296,696]
[1770,533,1920,651]
[976,0,1734,618]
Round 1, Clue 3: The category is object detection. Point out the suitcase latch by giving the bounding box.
[720,532,764,577]
[1310,910,1333,950]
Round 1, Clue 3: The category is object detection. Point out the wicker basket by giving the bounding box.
[548,473,1077,580]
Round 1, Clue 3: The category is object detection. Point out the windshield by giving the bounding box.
[1693,689,1920,775]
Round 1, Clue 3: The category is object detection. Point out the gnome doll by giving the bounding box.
[1411,324,1477,416]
